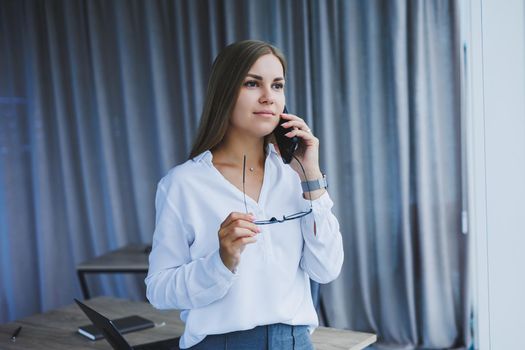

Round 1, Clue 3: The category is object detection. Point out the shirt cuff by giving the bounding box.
[302,191,333,212]
[300,191,335,239]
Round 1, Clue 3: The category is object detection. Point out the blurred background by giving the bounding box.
[1,0,524,349]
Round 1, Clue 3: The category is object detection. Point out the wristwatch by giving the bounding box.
[301,174,328,192]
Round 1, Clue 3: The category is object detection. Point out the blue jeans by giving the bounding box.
[188,323,314,350]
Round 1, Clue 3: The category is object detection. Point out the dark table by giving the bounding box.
[76,244,150,299]
[0,297,182,350]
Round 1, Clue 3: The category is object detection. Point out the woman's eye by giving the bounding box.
[272,83,284,90]
[244,80,259,88]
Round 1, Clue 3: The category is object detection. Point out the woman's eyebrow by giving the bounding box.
[246,73,284,82]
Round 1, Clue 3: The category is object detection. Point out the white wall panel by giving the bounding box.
[468,0,525,348]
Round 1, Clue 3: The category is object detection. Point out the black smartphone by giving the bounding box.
[274,106,299,164]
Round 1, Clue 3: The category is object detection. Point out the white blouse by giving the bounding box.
[145,144,344,348]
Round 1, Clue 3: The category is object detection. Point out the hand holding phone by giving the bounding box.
[272,107,324,195]
[273,106,299,164]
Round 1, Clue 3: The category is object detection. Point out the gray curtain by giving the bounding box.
[0,0,469,349]
[313,2,469,349]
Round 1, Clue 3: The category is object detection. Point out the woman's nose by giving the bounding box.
[258,86,275,104]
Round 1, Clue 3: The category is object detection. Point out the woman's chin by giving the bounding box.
[247,124,278,139]
[259,127,279,138]
[231,122,279,140]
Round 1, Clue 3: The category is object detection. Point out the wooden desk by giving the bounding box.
[76,244,150,299]
[0,297,376,350]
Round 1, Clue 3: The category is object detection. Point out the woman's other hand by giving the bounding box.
[218,212,260,272]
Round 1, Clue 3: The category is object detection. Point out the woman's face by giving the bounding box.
[229,54,285,138]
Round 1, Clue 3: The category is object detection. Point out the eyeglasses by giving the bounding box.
[243,155,313,225]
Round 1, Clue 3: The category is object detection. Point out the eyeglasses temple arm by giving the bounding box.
[243,155,248,214]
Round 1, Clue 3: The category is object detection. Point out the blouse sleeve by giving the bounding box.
[145,183,238,310]
[299,192,344,283]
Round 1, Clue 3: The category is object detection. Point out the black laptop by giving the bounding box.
[74,299,180,350]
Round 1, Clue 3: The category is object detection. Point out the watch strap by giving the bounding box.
[301,174,327,192]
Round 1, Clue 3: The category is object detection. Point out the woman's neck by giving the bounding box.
[212,131,266,170]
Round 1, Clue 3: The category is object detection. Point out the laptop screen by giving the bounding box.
[74,299,133,350]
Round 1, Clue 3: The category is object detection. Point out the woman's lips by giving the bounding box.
[254,111,275,117]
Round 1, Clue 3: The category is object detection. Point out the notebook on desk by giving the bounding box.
[74,299,180,350]
[78,315,154,340]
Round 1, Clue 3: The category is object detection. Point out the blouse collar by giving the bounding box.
[192,143,279,164]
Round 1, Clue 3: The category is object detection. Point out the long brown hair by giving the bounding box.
[189,40,287,159]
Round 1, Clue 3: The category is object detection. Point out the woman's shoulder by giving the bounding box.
[158,155,208,190]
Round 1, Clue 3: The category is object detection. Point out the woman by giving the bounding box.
[145,40,344,350]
